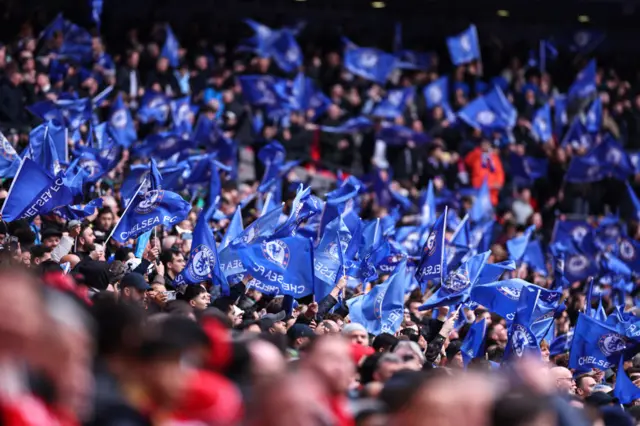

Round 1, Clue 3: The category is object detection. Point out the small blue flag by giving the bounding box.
[446,25,481,66]
[161,25,180,68]
[343,45,397,84]
[461,318,487,366]
[568,59,597,100]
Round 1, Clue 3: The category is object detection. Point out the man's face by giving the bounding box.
[348,330,369,346]
[306,336,354,395]
[190,293,209,311]
[42,236,60,249]
[555,372,576,394]
[168,253,186,274]
[271,321,287,334]
[123,287,146,304]
[98,213,114,230]
[80,228,95,250]
[21,252,30,266]
[577,376,597,398]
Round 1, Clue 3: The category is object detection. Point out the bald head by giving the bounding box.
[550,367,575,394]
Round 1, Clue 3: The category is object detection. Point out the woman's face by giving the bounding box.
[395,347,423,371]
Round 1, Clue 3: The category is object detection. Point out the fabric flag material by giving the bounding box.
[53,198,103,221]
[419,250,491,311]
[446,25,481,66]
[614,356,640,404]
[372,87,414,119]
[585,97,602,133]
[0,132,20,178]
[175,211,228,295]
[220,207,244,251]
[506,225,536,261]
[569,313,628,370]
[343,46,397,85]
[161,25,180,68]
[568,59,597,100]
[532,103,553,143]
[461,318,487,366]
[504,286,542,360]
[415,208,448,286]
[1,158,73,222]
[110,188,190,243]
[469,179,492,224]
[347,259,408,335]
[108,94,137,147]
[237,235,314,298]
[424,76,449,109]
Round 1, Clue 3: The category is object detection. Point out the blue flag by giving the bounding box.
[625,182,640,222]
[137,91,170,123]
[469,179,493,224]
[561,118,593,151]
[565,136,633,183]
[111,189,191,243]
[0,132,20,178]
[343,46,397,84]
[170,96,193,134]
[220,207,244,251]
[504,286,542,360]
[510,154,549,184]
[618,236,640,274]
[423,76,449,109]
[175,211,229,295]
[420,180,437,227]
[372,87,414,119]
[108,94,137,147]
[134,230,152,259]
[415,208,448,286]
[237,236,314,298]
[161,25,180,68]
[91,0,103,29]
[550,331,574,356]
[614,356,640,404]
[27,121,68,164]
[446,25,481,66]
[461,318,487,366]
[267,30,303,73]
[53,198,103,220]
[1,158,73,222]
[347,259,408,335]
[586,97,602,133]
[532,103,553,143]
[569,313,629,370]
[419,250,491,310]
[506,225,536,261]
[568,60,597,100]
[523,240,547,276]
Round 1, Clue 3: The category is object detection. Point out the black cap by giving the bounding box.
[41,228,63,241]
[286,324,314,341]
[120,273,150,291]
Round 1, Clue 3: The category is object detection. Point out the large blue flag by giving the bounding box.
[504,286,542,360]
[175,211,228,294]
[108,94,137,147]
[267,30,303,73]
[532,103,553,143]
[27,121,68,164]
[372,87,414,119]
[446,25,481,66]
[161,25,180,67]
[1,158,73,222]
[419,250,491,311]
[565,136,633,183]
[568,59,597,100]
[510,154,548,185]
[347,259,408,335]
[415,208,448,286]
[238,75,282,107]
[424,76,449,109]
[111,188,191,243]
[461,318,487,366]
[237,235,314,298]
[569,313,628,370]
[137,91,170,123]
[614,356,640,404]
[343,46,397,84]
[0,132,21,178]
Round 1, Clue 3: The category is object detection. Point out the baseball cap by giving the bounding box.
[120,273,151,291]
[287,324,314,341]
[41,228,63,240]
[263,311,286,322]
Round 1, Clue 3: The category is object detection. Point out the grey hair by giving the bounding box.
[392,340,426,364]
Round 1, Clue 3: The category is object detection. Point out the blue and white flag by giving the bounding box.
[108,94,137,148]
[175,211,229,294]
[137,91,170,123]
[111,188,191,243]
[585,97,602,133]
[446,25,481,66]
[347,259,408,335]
[415,208,447,286]
[461,318,487,366]
[161,25,180,67]
[614,356,640,404]
[532,103,552,143]
[504,286,542,360]
[170,96,193,134]
[53,198,103,220]
[569,313,629,370]
[1,158,73,222]
[568,60,597,100]
[343,46,397,84]
[0,132,20,178]
[423,76,449,109]
[372,87,414,119]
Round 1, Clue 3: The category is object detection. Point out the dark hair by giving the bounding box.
[92,298,146,356]
[491,393,553,426]
[359,352,383,385]
[372,333,399,352]
[179,285,206,303]
[487,345,505,363]
[97,207,114,217]
[160,248,182,266]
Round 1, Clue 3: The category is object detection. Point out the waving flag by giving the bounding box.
[446,25,481,66]
[137,91,170,123]
[0,132,20,178]
[273,186,322,238]
[108,94,137,147]
[170,96,193,134]
[54,198,103,220]
[458,87,516,135]
[469,179,492,224]
[237,236,314,298]
[523,240,547,276]
[238,75,282,107]
[585,97,602,133]
[161,25,180,68]
[561,118,592,151]
[510,154,549,185]
[343,46,397,84]
[504,286,542,360]
[175,211,228,294]
[568,60,597,100]
[27,121,68,164]
[110,187,191,243]
[569,313,629,370]
[241,20,302,72]
[532,103,552,143]
[470,279,558,321]
[424,76,449,109]
[461,319,487,366]
[347,259,408,335]
[416,208,447,286]
[91,0,103,29]
[420,181,437,227]
[566,136,633,183]
[419,250,491,311]
[614,356,640,404]
[220,207,244,251]
[1,159,73,222]
[372,87,414,119]
[506,225,536,261]
[314,218,351,300]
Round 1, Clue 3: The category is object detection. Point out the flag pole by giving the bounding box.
[104,177,148,245]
